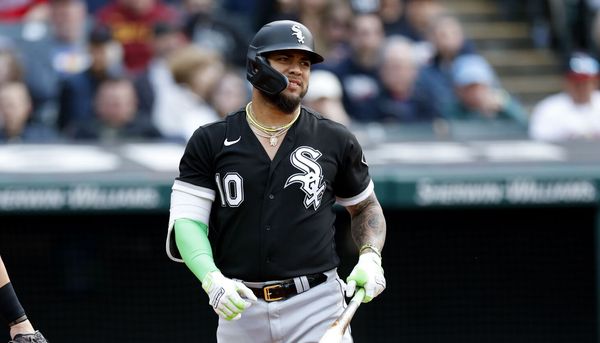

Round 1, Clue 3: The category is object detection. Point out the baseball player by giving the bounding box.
[0,257,48,343]
[166,20,386,342]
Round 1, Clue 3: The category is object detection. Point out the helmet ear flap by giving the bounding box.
[246,55,289,95]
[246,20,322,95]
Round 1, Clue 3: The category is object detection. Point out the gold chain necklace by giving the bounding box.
[245,102,300,146]
[249,124,291,147]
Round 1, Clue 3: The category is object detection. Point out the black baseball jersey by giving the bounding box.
[176,106,373,281]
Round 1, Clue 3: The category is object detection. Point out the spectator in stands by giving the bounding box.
[446,54,528,127]
[32,0,90,76]
[399,0,446,63]
[377,0,408,37]
[50,0,90,67]
[0,46,24,86]
[0,47,41,140]
[135,21,187,121]
[181,0,249,68]
[58,24,123,134]
[19,0,91,129]
[0,81,58,142]
[325,12,385,122]
[296,0,330,55]
[153,45,222,141]
[70,76,161,141]
[378,0,444,46]
[303,69,351,126]
[96,0,181,75]
[529,51,600,141]
[416,14,477,121]
[403,0,445,41]
[208,68,250,119]
[319,0,353,66]
[374,35,438,123]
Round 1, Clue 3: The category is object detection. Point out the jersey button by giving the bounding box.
[265,225,271,231]
[268,194,275,200]
[266,258,271,263]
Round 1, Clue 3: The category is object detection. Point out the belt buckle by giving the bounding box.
[263,284,283,302]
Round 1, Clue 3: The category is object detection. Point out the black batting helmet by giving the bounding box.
[247,20,324,95]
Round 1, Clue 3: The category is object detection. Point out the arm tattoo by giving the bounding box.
[346,193,386,252]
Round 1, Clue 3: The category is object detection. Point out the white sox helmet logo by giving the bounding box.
[284,146,325,210]
[291,24,305,44]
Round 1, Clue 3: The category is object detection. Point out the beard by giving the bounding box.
[261,87,307,114]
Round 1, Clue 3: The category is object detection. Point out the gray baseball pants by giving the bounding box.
[216,269,353,343]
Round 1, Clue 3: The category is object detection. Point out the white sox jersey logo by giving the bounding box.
[284,146,325,210]
[291,24,305,44]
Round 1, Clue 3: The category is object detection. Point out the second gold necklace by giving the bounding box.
[246,102,300,147]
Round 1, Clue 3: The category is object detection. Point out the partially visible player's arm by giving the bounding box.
[345,193,386,253]
[174,219,218,282]
[170,186,256,320]
[174,219,257,321]
[344,193,387,302]
[1,256,28,330]
[1,256,48,342]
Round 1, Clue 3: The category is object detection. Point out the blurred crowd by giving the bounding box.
[0,0,599,144]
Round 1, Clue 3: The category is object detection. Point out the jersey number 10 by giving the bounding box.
[215,173,244,207]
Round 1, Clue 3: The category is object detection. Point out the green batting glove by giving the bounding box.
[346,252,386,303]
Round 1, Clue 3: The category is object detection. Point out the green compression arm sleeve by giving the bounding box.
[174,219,219,282]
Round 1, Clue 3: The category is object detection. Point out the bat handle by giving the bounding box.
[338,288,365,332]
[350,287,366,305]
[318,288,366,343]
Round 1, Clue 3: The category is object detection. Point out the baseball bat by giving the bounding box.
[318,288,366,343]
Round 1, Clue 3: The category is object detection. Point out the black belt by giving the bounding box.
[247,273,327,302]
